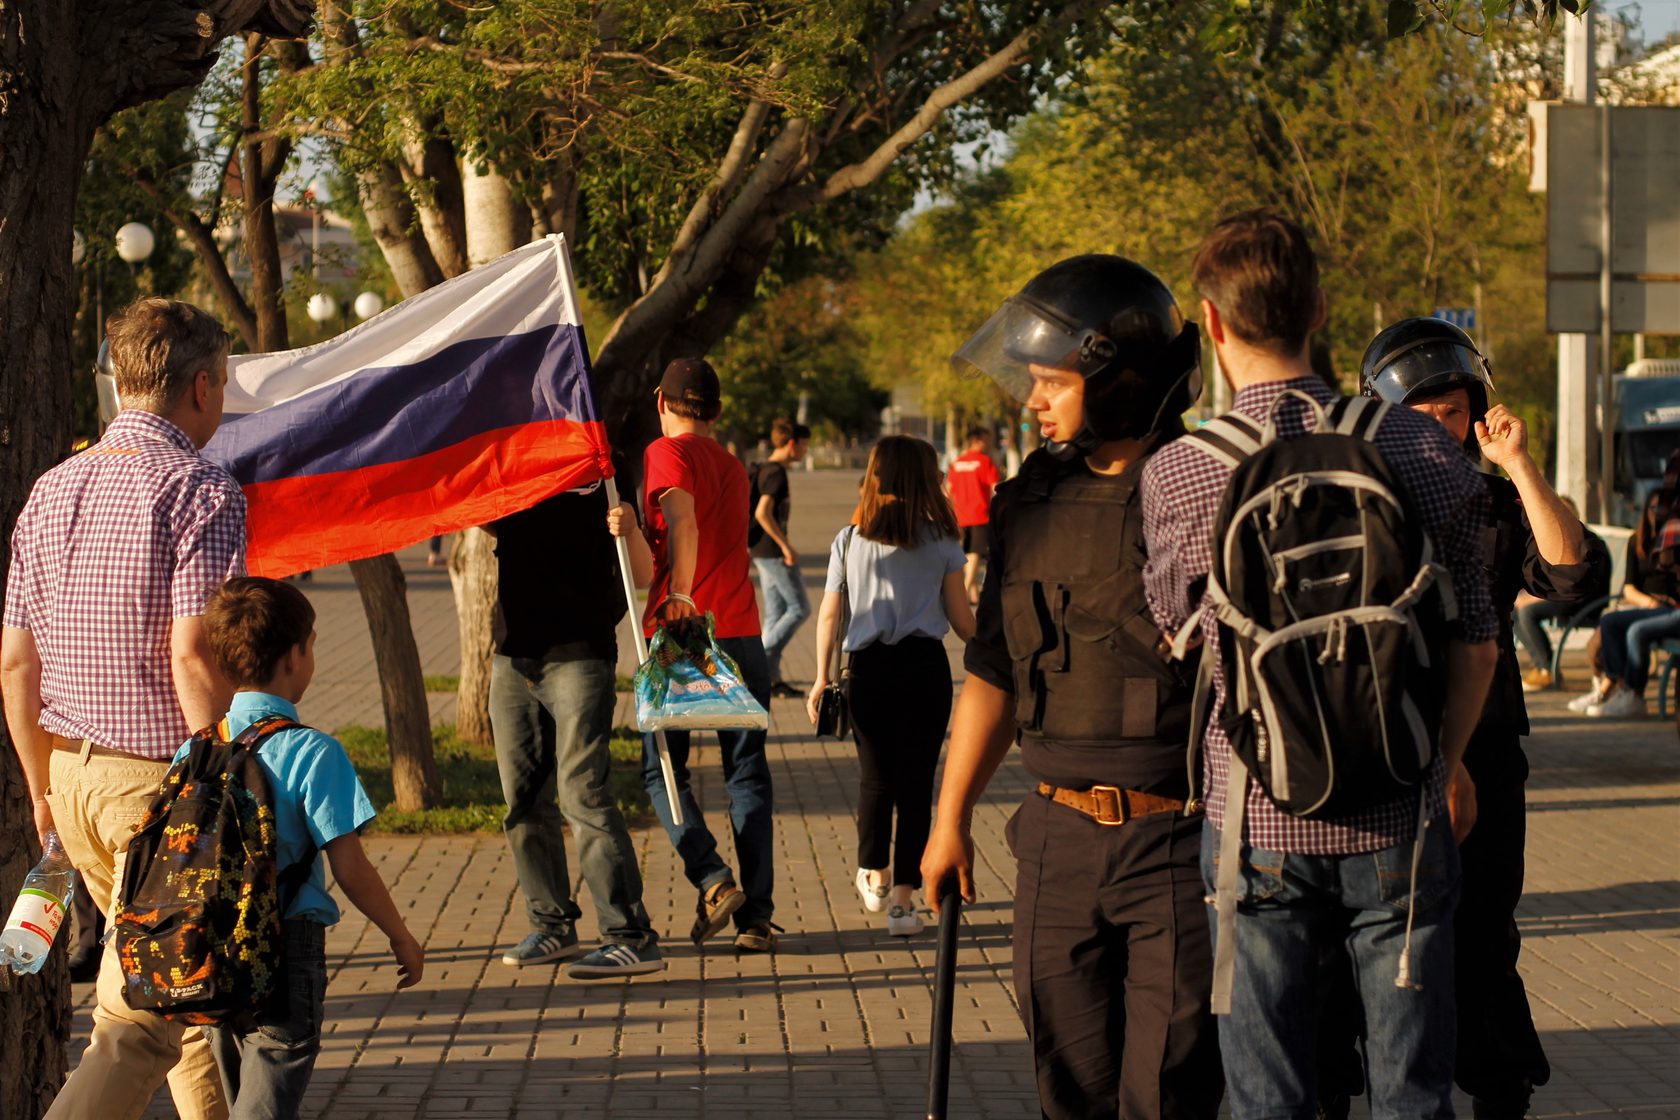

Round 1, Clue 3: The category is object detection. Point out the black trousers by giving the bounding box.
[1008,793,1222,1120]
[1454,737,1550,1108]
[847,635,952,887]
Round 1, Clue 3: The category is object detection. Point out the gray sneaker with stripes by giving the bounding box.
[566,942,667,978]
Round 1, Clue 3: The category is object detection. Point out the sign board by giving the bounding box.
[1433,307,1476,332]
[1544,103,1680,334]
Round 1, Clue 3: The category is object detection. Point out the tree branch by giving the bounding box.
[782,0,1112,212]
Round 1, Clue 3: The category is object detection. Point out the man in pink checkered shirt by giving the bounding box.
[1140,213,1498,1119]
[2,298,245,1120]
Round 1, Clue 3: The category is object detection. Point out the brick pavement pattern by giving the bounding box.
[66,473,1679,1119]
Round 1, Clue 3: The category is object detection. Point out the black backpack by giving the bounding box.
[114,716,314,1025]
[1176,391,1453,818]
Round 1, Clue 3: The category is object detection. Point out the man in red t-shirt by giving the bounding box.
[639,357,778,952]
[948,425,1002,604]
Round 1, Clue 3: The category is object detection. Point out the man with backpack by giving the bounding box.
[921,255,1222,1120]
[2,299,243,1120]
[749,418,811,696]
[1139,211,1499,1118]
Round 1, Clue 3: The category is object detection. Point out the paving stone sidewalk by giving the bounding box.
[70,471,1679,1119]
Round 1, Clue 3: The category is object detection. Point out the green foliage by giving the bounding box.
[850,1,1570,459]
[712,274,890,447]
[421,674,459,692]
[337,722,650,833]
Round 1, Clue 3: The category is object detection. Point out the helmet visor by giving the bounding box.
[950,296,1105,403]
[1369,338,1494,405]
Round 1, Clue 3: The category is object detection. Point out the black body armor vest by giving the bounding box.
[998,451,1193,795]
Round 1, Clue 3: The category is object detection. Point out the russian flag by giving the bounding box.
[204,236,611,578]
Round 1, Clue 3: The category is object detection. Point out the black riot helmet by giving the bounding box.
[1359,317,1494,425]
[951,255,1202,461]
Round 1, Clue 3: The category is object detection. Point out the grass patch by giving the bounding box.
[422,674,459,692]
[336,723,650,834]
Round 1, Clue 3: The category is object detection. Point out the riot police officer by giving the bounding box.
[1339,317,1610,1119]
[921,255,1222,1120]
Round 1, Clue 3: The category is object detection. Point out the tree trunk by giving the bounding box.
[446,529,497,746]
[448,161,528,743]
[240,34,288,350]
[349,557,441,809]
[0,11,94,1113]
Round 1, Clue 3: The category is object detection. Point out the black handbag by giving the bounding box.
[815,527,854,739]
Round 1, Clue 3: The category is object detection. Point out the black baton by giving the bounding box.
[926,880,962,1120]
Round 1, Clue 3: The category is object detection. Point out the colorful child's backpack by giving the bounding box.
[114,715,313,1025]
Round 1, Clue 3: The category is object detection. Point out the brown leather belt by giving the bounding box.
[1035,782,1184,826]
[50,734,144,759]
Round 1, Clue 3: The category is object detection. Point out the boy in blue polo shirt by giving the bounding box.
[189,576,424,1117]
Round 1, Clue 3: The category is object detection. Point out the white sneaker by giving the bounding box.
[886,904,925,937]
[1587,687,1647,719]
[856,868,889,913]
[1567,678,1610,713]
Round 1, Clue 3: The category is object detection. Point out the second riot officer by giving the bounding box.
[921,255,1223,1120]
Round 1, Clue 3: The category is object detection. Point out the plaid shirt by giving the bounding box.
[1141,377,1495,855]
[3,411,247,758]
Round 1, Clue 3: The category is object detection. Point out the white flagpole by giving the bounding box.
[606,476,683,826]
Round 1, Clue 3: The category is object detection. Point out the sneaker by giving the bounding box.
[566,942,668,979]
[1520,667,1553,692]
[1587,687,1647,719]
[886,905,924,937]
[501,929,582,967]
[690,880,746,943]
[856,868,889,913]
[769,680,803,699]
[1567,677,1610,713]
[733,922,781,953]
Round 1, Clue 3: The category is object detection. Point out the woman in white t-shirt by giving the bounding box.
[806,436,976,935]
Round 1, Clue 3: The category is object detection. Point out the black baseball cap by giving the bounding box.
[657,357,721,408]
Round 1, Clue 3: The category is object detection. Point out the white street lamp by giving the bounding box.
[307,293,338,324]
[353,291,384,320]
[71,230,85,265]
[115,222,155,265]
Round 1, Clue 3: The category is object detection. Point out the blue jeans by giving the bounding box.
[642,634,775,928]
[1597,607,1680,692]
[1203,817,1461,1120]
[205,919,325,1120]
[754,557,810,681]
[489,655,656,947]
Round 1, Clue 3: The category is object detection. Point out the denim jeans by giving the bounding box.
[642,634,775,928]
[754,557,810,681]
[1203,817,1461,1120]
[489,654,656,947]
[205,919,326,1120]
[1597,607,1680,692]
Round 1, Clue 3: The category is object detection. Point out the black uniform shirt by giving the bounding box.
[1470,473,1610,772]
[491,477,634,664]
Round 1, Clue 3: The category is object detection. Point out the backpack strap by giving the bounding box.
[230,715,316,908]
[1210,756,1250,1016]
[1258,388,1332,443]
[1327,396,1392,442]
[1178,413,1264,470]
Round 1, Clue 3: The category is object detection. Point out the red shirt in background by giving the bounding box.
[948,448,1001,528]
[642,433,761,639]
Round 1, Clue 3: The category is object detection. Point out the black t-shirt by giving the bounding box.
[749,460,791,559]
[490,479,633,663]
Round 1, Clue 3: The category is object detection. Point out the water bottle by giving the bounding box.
[1,830,76,974]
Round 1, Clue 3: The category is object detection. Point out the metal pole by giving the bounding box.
[1559,12,1599,519]
[1598,103,1615,523]
[926,882,962,1120]
[605,476,683,826]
